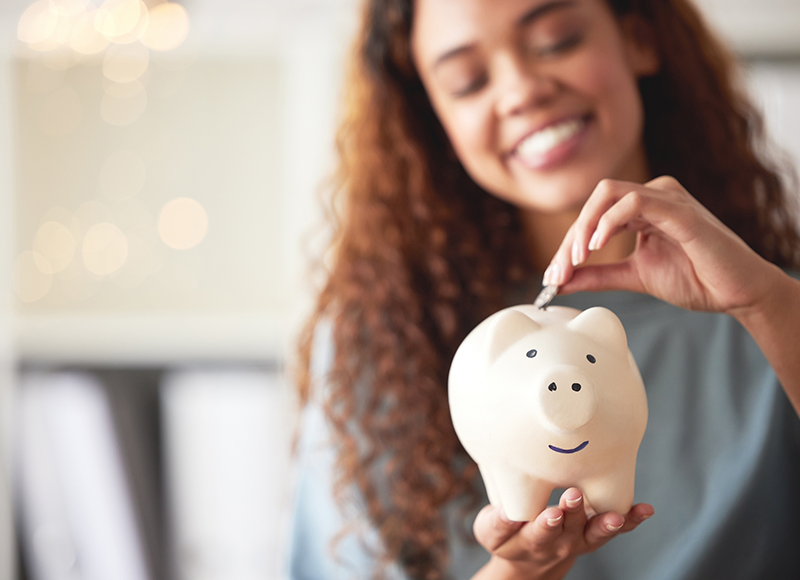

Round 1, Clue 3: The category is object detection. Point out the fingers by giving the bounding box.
[584,510,626,547]
[473,504,525,553]
[491,505,566,561]
[619,503,655,533]
[588,189,698,251]
[584,502,654,547]
[559,488,587,535]
[473,497,654,570]
[543,177,697,288]
[560,261,641,295]
[571,179,633,267]
[544,179,640,286]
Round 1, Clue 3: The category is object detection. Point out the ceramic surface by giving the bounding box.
[448,305,648,521]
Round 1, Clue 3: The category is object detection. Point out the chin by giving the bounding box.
[510,180,595,214]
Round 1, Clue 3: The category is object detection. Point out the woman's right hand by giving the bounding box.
[471,488,654,579]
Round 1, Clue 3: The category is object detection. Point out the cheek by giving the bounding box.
[440,101,505,181]
[574,53,643,137]
[444,105,493,161]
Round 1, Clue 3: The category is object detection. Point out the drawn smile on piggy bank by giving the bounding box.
[549,441,589,454]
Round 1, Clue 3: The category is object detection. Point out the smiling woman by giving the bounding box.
[412,0,657,221]
[289,0,800,579]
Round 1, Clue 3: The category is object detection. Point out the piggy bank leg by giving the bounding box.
[582,462,636,516]
[478,464,501,508]
[491,467,552,522]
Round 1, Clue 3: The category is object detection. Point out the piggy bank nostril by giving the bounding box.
[572,383,582,392]
[548,382,557,392]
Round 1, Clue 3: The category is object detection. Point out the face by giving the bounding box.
[411,0,659,214]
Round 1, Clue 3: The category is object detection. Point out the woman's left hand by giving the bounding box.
[543,175,784,316]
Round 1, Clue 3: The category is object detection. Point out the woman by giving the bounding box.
[289,0,800,578]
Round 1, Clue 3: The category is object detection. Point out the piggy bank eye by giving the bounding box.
[586,354,596,364]
[526,349,537,358]
[548,382,557,391]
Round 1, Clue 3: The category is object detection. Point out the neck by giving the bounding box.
[521,151,650,275]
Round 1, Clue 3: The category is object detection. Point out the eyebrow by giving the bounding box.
[432,0,576,71]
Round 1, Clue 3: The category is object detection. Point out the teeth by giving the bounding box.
[516,118,584,158]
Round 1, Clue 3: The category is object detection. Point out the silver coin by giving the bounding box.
[533,284,558,310]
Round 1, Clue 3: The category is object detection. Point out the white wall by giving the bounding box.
[748,61,800,175]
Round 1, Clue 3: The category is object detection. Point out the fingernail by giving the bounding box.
[565,496,582,509]
[543,264,554,286]
[588,230,601,251]
[571,241,580,266]
[497,505,512,523]
[606,522,624,532]
[547,515,563,527]
[550,263,563,285]
[639,513,652,521]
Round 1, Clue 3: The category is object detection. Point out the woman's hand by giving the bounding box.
[543,176,783,316]
[542,175,800,418]
[471,488,654,580]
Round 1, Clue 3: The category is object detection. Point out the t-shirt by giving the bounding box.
[287,288,800,579]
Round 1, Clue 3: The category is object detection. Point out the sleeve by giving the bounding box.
[285,321,406,580]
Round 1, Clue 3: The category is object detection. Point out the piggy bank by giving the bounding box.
[448,305,647,521]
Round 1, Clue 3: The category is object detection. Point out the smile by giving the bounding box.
[515,116,587,159]
[548,441,589,454]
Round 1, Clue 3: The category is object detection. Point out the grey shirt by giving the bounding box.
[287,289,800,579]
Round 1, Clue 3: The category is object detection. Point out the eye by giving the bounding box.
[532,34,584,58]
[586,354,596,364]
[526,349,537,358]
[548,382,557,392]
[572,383,582,392]
[453,74,488,98]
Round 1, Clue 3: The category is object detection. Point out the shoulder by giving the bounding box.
[286,319,409,580]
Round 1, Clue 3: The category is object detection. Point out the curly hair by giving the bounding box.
[294,1,800,578]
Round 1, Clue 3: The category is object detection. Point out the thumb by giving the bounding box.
[559,261,642,295]
[473,504,525,552]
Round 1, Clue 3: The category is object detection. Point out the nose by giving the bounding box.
[537,366,598,433]
[494,54,557,117]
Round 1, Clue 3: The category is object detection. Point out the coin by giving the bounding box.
[533,284,558,310]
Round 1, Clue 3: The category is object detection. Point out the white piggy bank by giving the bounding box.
[448,305,647,522]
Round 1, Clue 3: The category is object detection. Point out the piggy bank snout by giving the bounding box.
[537,366,598,433]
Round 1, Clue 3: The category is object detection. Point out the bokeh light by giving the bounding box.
[141,3,189,52]
[14,251,54,303]
[33,221,76,273]
[98,150,147,200]
[69,9,110,55]
[17,0,59,45]
[107,1,149,45]
[39,87,82,136]
[111,200,164,289]
[95,0,142,40]
[158,198,209,250]
[49,0,92,18]
[103,42,149,83]
[82,222,129,276]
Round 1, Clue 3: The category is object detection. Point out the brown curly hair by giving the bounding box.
[294,0,800,578]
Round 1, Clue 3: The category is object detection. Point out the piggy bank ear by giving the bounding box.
[484,309,541,366]
[567,307,628,356]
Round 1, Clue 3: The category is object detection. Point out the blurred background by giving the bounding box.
[0,0,797,579]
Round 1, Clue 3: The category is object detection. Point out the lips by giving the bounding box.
[549,440,589,454]
[516,117,585,156]
[509,114,590,170]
